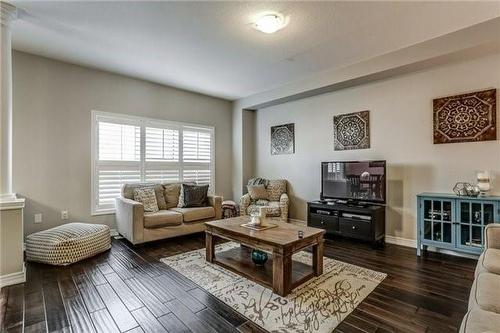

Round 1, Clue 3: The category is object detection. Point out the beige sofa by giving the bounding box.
[115,182,222,244]
[460,224,500,332]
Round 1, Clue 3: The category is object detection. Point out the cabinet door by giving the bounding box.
[456,200,497,252]
[421,198,454,245]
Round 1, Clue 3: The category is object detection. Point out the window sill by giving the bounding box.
[91,210,116,216]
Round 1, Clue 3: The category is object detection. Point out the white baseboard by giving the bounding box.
[384,235,417,248]
[110,228,119,237]
[385,235,479,259]
[0,265,26,288]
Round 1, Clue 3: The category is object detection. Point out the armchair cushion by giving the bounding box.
[247,185,268,200]
[247,201,281,217]
[267,180,286,201]
[144,210,183,228]
[170,207,215,222]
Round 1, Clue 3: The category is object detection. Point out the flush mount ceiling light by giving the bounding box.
[254,13,287,34]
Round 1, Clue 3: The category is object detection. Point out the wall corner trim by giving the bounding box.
[0,264,26,288]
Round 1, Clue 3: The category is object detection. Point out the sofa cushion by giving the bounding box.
[170,206,215,222]
[474,272,500,314]
[475,252,486,278]
[143,210,183,228]
[481,248,500,275]
[460,308,500,333]
[122,183,167,210]
[163,183,181,209]
[267,180,286,201]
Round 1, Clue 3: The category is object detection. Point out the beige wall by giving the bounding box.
[13,51,233,235]
[254,53,500,240]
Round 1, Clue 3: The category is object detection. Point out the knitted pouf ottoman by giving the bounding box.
[26,223,111,266]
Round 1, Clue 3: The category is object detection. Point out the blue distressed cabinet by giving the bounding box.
[417,193,500,256]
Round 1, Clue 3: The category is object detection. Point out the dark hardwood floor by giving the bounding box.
[0,233,476,333]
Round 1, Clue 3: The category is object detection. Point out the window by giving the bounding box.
[92,111,215,214]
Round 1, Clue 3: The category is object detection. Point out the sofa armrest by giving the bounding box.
[115,197,144,245]
[485,224,500,250]
[240,194,251,216]
[279,193,289,221]
[207,195,222,220]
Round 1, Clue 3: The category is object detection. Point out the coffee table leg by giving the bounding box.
[313,239,323,276]
[206,232,214,263]
[273,252,291,296]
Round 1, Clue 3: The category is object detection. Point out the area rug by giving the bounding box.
[160,242,386,333]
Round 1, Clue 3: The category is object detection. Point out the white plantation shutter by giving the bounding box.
[96,166,141,211]
[92,112,214,214]
[183,128,211,163]
[145,127,179,161]
[99,122,140,161]
[182,126,214,193]
[144,168,180,183]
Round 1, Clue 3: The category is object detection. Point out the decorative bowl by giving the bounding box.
[251,249,268,266]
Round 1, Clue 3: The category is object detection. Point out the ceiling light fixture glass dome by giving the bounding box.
[254,13,287,34]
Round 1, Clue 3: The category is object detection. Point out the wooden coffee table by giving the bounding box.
[205,216,325,296]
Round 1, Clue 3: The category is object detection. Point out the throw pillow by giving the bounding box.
[153,184,167,210]
[164,183,181,209]
[133,187,159,212]
[247,185,268,201]
[178,184,209,208]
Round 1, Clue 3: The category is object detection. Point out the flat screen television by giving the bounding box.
[321,160,386,204]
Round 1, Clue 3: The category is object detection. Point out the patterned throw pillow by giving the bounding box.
[247,185,268,201]
[133,187,159,212]
[178,184,209,208]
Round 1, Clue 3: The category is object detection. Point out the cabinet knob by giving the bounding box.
[352,226,357,230]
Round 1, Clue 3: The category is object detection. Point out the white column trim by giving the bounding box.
[0,2,17,201]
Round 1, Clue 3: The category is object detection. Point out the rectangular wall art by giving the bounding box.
[333,110,370,150]
[433,88,497,144]
[271,123,295,155]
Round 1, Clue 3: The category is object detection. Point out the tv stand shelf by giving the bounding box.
[307,201,385,246]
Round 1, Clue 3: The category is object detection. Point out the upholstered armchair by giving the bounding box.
[240,179,289,221]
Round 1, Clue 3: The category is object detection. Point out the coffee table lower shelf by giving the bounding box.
[212,246,315,294]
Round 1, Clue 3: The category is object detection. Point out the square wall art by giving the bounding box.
[333,110,370,150]
[271,123,295,155]
[433,88,496,144]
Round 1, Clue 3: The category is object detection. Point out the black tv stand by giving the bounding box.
[307,200,385,247]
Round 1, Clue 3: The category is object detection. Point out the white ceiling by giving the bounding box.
[10,1,500,100]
